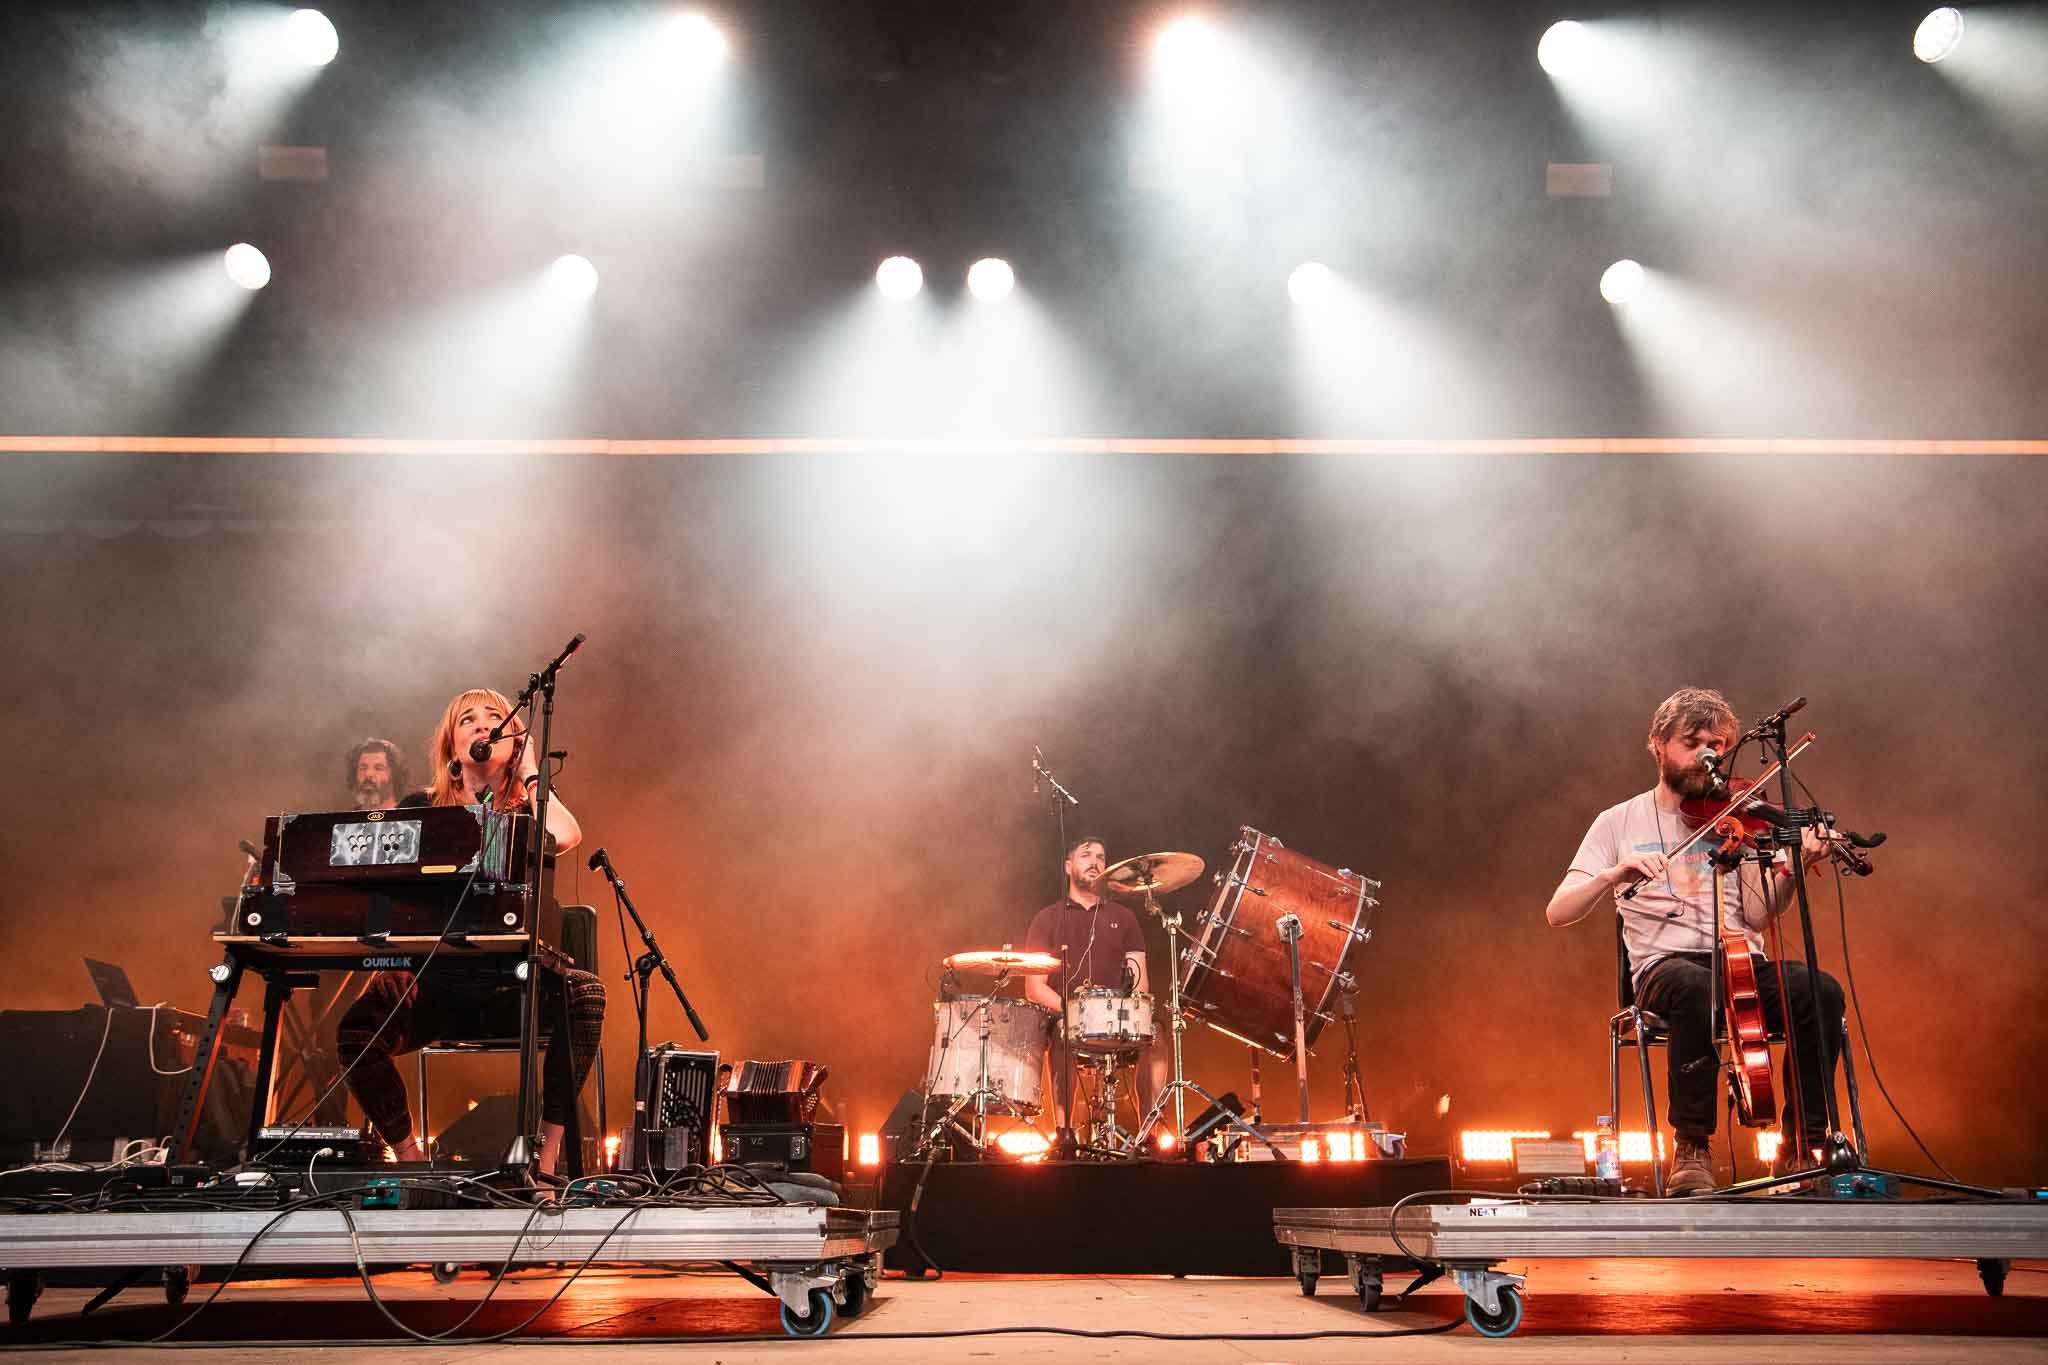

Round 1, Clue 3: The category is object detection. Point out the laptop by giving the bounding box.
[83,958,140,1010]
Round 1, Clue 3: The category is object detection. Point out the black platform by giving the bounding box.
[880,1155,1453,1276]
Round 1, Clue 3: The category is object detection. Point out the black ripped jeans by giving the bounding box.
[1635,950,1845,1147]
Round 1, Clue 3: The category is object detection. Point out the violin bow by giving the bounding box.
[1618,731,1817,904]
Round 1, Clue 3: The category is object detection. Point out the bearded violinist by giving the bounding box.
[1545,687,1843,1195]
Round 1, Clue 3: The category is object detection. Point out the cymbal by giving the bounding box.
[945,949,1062,976]
[1102,851,1206,900]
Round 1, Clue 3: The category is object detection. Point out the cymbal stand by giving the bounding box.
[1131,887,1288,1159]
[912,991,1008,1158]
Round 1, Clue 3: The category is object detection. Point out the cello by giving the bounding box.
[1702,809,1777,1128]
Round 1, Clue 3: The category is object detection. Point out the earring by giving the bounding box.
[448,758,462,780]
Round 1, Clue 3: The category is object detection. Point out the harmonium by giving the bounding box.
[222,805,561,959]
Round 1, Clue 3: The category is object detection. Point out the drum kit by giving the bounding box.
[911,827,1382,1161]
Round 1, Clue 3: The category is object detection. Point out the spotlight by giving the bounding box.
[966,257,1015,302]
[548,253,600,300]
[875,255,923,300]
[1599,257,1645,306]
[1913,8,1965,64]
[223,243,271,291]
[659,11,730,70]
[286,9,340,68]
[1537,19,1591,79]
[1287,261,1339,308]
[1153,14,1225,81]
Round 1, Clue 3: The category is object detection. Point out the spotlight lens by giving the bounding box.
[223,243,271,291]
[1537,19,1590,79]
[1287,261,1338,307]
[966,257,1015,302]
[661,11,730,69]
[1600,258,1645,305]
[286,9,340,68]
[876,255,924,300]
[1913,8,1964,64]
[549,253,600,300]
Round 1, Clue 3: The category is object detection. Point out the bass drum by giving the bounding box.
[1178,827,1378,1058]
[923,996,1055,1113]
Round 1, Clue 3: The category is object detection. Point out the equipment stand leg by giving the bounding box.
[172,956,244,1162]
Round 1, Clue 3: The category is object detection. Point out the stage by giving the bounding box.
[1,1258,2042,1359]
[878,1154,1455,1276]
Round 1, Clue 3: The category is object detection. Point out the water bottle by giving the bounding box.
[1594,1115,1622,1185]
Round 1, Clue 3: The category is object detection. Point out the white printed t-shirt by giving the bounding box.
[1570,789,1774,989]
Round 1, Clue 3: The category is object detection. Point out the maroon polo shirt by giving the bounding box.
[1024,896,1147,996]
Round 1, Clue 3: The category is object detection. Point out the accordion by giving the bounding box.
[724,1059,829,1125]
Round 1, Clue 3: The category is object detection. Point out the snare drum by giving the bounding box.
[1063,988,1157,1053]
[924,996,1055,1112]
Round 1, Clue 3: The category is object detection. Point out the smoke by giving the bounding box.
[2,448,2045,1183]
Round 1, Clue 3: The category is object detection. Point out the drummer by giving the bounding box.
[1023,837,1170,1129]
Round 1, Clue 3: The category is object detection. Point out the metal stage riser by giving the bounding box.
[0,1206,898,1269]
[1274,1202,2048,1262]
[884,1156,1451,1276]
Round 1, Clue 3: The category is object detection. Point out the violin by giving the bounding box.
[1680,773,1884,880]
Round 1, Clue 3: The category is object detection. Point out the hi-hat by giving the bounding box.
[944,949,1062,976]
[1102,851,1205,899]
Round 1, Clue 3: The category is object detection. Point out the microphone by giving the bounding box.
[1697,747,1730,798]
[469,731,525,763]
[587,846,610,873]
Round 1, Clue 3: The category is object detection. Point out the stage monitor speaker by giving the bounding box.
[878,1087,927,1165]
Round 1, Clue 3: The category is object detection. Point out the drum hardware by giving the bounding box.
[1108,852,1284,1161]
[1335,973,1369,1123]
[1328,919,1372,944]
[1276,913,1311,1122]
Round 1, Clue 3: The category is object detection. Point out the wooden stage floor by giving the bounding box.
[4,1257,2044,1360]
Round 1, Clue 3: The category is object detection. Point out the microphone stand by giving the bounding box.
[1710,701,1999,1201]
[589,848,709,1175]
[505,633,582,1181]
[1033,749,1082,1161]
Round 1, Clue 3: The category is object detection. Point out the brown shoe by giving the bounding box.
[1665,1134,1715,1195]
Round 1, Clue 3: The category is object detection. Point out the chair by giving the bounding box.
[416,905,607,1175]
[1609,919,1861,1193]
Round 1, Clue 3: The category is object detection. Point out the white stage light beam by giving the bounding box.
[548,254,600,300]
[876,256,924,300]
[1600,258,1645,306]
[1914,8,1965,64]
[223,243,272,291]
[1537,20,1591,79]
[967,258,1015,302]
[286,9,340,67]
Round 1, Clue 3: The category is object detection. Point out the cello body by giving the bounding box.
[1709,814,1778,1128]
